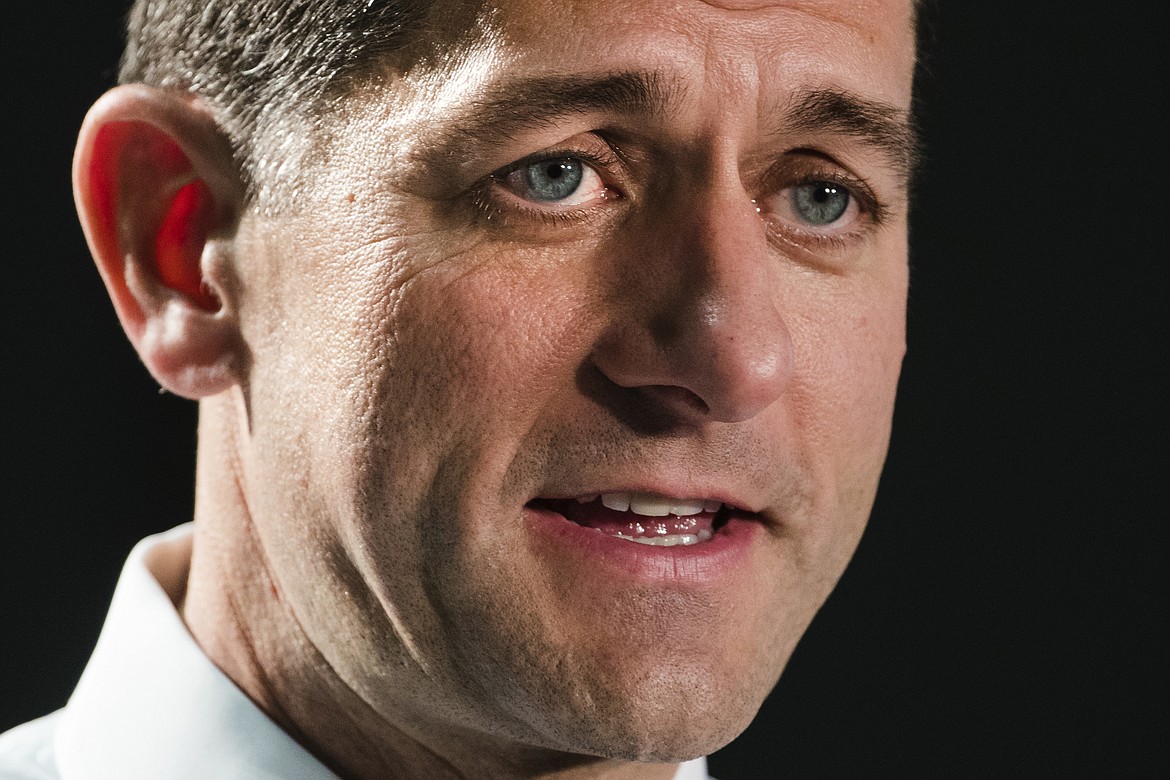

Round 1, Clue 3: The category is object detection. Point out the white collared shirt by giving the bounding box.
[0,525,712,780]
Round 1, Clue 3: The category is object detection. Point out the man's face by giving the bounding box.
[230,0,914,761]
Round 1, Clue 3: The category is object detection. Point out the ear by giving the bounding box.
[74,84,247,399]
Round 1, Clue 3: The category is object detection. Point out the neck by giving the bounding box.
[180,396,683,780]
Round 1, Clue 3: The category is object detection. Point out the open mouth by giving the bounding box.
[528,492,732,547]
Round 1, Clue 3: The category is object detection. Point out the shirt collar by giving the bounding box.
[54,524,709,780]
[55,524,339,780]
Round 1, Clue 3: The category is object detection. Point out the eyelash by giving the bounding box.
[762,167,887,253]
[472,147,624,228]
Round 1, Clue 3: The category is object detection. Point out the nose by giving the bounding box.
[591,188,794,424]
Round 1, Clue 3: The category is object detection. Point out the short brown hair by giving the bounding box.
[120,0,431,202]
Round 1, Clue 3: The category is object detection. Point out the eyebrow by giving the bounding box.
[417,72,917,183]
[437,71,681,149]
[782,87,920,182]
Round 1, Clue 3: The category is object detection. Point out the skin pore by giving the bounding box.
[82,0,916,778]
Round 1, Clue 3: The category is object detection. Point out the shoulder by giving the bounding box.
[0,712,63,779]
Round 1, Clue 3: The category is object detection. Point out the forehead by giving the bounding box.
[418,0,916,111]
[336,0,917,199]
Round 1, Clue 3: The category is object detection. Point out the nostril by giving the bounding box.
[640,385,708,416]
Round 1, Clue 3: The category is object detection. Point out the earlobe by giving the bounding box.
[74,85,246,399]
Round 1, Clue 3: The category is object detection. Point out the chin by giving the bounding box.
[572,703,760,764]
[528,656,778,764]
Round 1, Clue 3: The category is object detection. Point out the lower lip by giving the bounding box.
[522,504,763,587]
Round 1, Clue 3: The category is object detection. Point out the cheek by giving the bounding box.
[782,257,907,517]
[384,245,599,452]
[232,202,460,573]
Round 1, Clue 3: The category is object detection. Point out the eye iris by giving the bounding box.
[523,159,584,201]
[792,182,850,226]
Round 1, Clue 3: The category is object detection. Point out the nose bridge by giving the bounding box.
[595,177,794,424]
[674,187,794,416]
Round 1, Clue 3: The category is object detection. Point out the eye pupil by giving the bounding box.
[792,181,850,225]
[523,158,584,201]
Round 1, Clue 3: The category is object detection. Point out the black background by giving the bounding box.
[2,2,1165,776]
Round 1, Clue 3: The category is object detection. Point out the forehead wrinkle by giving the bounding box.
[684,0,910,42]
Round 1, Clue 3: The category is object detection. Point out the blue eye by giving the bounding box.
[497,155,609,209]
[521,158,584,202]
[791,182,851,225]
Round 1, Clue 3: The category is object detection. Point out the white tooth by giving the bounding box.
[703,500,722,513]
[576,494,599,504]
[668,499,705,516]
[628,492,672,516]
[615,533,702,547]
[697,529,712,542]
[601,492,631,512]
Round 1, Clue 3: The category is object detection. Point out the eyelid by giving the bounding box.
[497,158,607,209]
[772,163,882,218]
[776,149,893,219]
[795,140,897,202]
[752,156,891,258]
[491,145,623,202]
[472,138,627,226]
